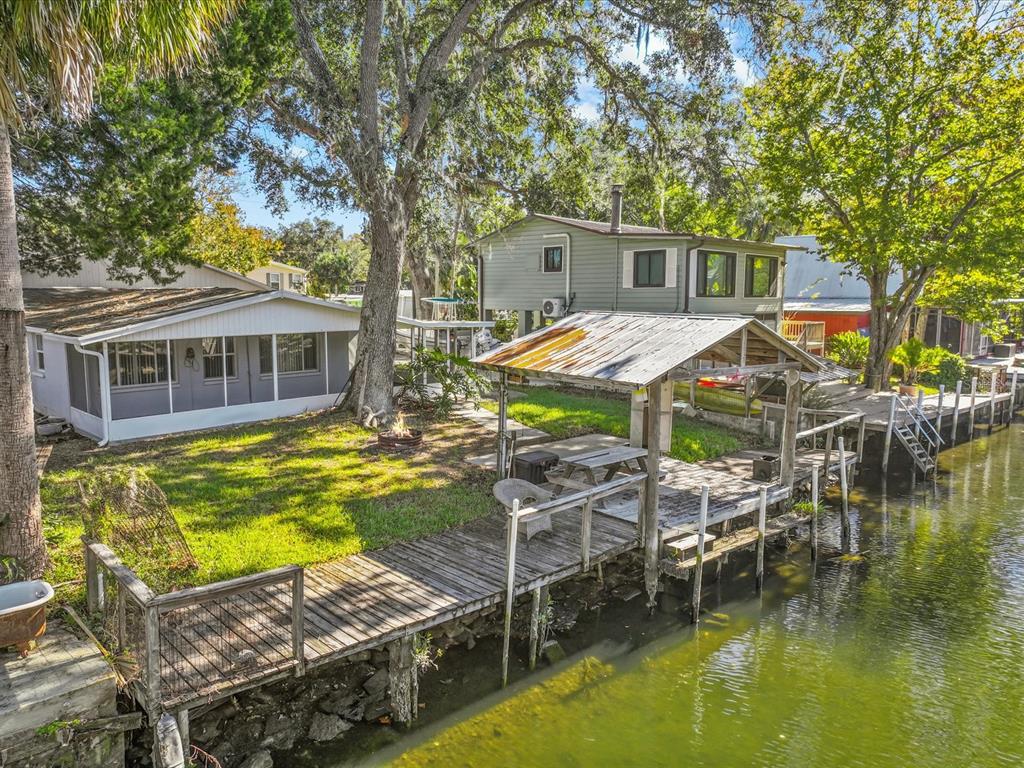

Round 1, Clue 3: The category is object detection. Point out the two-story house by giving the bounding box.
[474,186,788,336]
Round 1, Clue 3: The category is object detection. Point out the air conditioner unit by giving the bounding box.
[542,297,566,318]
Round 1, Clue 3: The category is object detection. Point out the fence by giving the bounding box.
[83,540,304,713]
[781,320,826,355]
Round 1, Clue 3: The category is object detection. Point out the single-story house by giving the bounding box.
[247,260,309,292]
[23,260,359,443]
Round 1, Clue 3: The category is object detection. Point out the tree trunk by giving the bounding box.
[345,194,408,423]
[864,272,895,391]
[407,255,433,320]
[0,121,48,577]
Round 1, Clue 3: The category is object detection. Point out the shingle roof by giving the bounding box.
[473,311,820,388]
[24,287,261,338]
[531,213,683,236]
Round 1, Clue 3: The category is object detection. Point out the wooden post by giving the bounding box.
[779,368,801,491]
[643,379,663,609]
[1011,371,1019,413]
[581,499,593,571]
[388,635,415,725]
[882,395,897,474]
[528,586,545,671]
[936,384,945,437]
[691,485,710,623]
[914,388,925,439]
[84,544,103,615]
[823,427,834,476]
[689,379,697,408]
[496,371,509,479]
[838,436,850,547]
[145,604,161,707]
[856,414,867,477]
[291,568,305,677]
[174,710,190,759]
[501,498,519,687]
[755,485,767,592]
[969,375,978,436]
[810,466,820,561]
[951,379,962,445]
[116,586,127,653]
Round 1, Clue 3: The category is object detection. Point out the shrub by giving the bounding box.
[492,311,518,342]
[919,347,967,389]
[826,331,870,370]
[398,347,489,417]
[889,338,944,385]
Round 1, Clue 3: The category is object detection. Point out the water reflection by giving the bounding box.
[334,427,1024,767]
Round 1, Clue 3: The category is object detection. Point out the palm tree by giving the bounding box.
[0,1,237,576]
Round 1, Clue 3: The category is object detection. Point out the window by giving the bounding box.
[542,245,563,273]
[267,273,282,290]
[109,341,175,387]
[259,334,318,374]
[633,249,667,288]
[745,255,778,298]
[202,337,236,379]
[32,333,44,372]
[696,250,736,297]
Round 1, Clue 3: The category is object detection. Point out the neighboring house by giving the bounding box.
[22,259,358,443]
[778,235,989,357]
[247,260,309,292]
[475,186,788,336]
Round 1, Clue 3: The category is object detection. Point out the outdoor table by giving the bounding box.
[559,445,650,486]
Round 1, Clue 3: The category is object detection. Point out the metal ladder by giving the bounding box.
[892,394,943,474]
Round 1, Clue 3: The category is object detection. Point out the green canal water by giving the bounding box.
[326,425,1024,767]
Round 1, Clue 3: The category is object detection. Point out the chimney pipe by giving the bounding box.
[609,184,623,234]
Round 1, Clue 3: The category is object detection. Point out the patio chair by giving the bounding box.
[492,478,554,540]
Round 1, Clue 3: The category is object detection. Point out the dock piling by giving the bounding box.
[528,586,547,671]
[810,466,820,561]
[691,485,710,623]
[936,385,945,438]
[838,436,850,548]
[952,380,962,445]
[1012,371,1019,415]
[501,498,520,688]
[755,485,767,592]
[882,395,897,475]
[969,376,978,436]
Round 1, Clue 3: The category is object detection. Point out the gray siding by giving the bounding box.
[107,331,352,420]
[480,218,783,330]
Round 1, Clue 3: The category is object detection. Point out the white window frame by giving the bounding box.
[202,337,237,381]
[267,273,282,290]
[259,333,319,376]
[109,341,176,389]
[541,245,564,273]
[32,333,45,374]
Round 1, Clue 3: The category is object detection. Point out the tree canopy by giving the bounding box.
[749,0,1024,386]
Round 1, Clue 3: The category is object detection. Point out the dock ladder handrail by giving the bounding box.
[894,393,943,450]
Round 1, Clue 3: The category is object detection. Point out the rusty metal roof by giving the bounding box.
[473,311,821,388]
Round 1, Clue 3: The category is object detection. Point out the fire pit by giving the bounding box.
[377,414,424,451]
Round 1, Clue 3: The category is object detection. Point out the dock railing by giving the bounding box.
[82,539,305,714]
[500,473,646,685]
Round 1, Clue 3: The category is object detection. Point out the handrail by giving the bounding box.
[895,394,942,447]
[796,412,863,440]
[515,472,647,523]
[149,564,301,611]
[84,539,156,606]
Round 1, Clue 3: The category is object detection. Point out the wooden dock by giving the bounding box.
[85,447,805,715]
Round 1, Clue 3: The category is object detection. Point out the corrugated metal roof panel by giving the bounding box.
[473,311,820,388]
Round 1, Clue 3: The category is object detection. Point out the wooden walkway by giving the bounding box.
[812,381,1012,430]
[156,506,638,709]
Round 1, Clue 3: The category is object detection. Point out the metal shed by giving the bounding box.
[472,311,822,605]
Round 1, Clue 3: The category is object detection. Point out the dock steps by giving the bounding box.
[660,511,811,575]
[893,424,935,473]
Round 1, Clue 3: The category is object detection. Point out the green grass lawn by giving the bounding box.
[482,387,754,462]
[42,410,497,602]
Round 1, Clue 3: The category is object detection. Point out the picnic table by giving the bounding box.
[547,445,649,493]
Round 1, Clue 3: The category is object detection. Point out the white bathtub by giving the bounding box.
[0,580,54,617]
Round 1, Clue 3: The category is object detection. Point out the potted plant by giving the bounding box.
[889,338,942,396]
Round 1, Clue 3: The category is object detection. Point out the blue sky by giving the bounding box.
[231,29,756,234]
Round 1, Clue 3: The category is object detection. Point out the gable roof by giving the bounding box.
[473,213,793,253]
[472,311,820,389]
[24,286,358,343]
